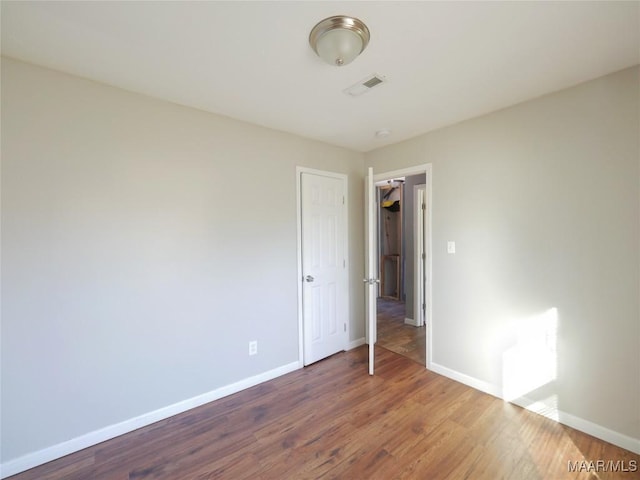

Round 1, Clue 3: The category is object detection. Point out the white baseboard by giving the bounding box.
[511,396,640,455]
[347,337,365,350]
[430,362,640,455]
[404,317,419,327]
[430,361,503,398]
[0,361,300,479]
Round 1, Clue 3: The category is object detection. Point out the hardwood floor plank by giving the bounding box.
[377,298,426,365]
[8,346,639,480]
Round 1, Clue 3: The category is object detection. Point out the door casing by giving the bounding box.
[371,164,433,370]
[413,184,427,328]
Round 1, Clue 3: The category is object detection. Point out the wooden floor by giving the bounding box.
[377,298,426,365]
[10,347,639,480]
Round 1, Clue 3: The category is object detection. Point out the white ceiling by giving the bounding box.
[2,1,639,152]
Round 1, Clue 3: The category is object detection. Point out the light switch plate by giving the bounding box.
[447,241,456,254]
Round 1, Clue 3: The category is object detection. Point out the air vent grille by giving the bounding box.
[343,74,387,97]
[362,76,384,88]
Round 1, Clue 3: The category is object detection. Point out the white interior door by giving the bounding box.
[301,172,348,365]
[365,167,377,375]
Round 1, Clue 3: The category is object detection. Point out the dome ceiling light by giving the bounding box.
[309,15,370,67]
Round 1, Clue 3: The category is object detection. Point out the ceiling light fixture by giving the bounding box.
[309,15,370,66]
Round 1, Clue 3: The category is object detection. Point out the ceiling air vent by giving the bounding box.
[343,74,387,97]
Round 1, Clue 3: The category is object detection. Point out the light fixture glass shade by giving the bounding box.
[316,29,363,66]
[309,15,370,67]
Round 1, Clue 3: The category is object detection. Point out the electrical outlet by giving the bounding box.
[249,341,258,356]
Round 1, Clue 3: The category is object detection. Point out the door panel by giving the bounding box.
[365,167,377,375]
[302,172,347,365]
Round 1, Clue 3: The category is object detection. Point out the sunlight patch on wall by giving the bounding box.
[502,308,558,403]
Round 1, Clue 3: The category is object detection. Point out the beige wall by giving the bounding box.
[366,66,640,445]
[0,57,364,464]
[2,54,638,468]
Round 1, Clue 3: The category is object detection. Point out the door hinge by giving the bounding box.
[343,259,346,268]
[422,303,426,311]
[344,323,347,332]
[343,196,345,205]
[421,253,425,260]
[422,203,426,210]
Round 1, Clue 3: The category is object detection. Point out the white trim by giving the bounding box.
[0,361,300,479]
[347,337,366,350]
[296,167,350,366]
[424,165,433,370]
[404,317,419,327]
[373,165,429,183]
[296,168,305,366]
[430,362,503,398]
[510,396,640,455]
[429,362,640,455]
[557,411,640,455]
[413,185,426,328]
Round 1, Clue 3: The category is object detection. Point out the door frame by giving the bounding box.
[372,164,432,369]
[413,184,426,328]
[296,166,350,368]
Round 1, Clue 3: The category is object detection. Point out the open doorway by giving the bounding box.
[376,173,426,365]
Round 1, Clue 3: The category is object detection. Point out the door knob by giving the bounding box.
[305,275,315,282]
